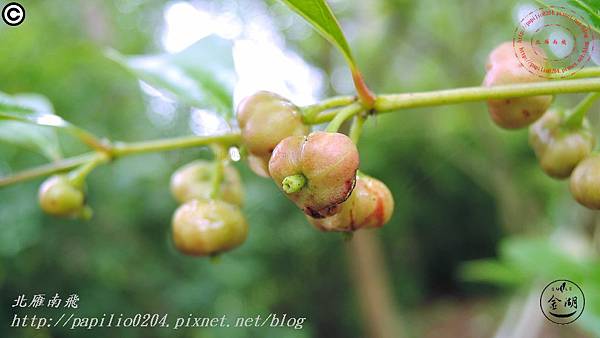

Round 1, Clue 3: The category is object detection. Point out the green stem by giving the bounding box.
[302,95,356,122]
[0,153,96,187]
[564,92,600,128]
[374,78,600,113]
[352,69,376,108]
[349,115,365,144]
[67,152,110,188]
[310,79,599,124]
[210,145,227,199]
[112,133,241,156]
[282,174,307,194]
[1,132,241,187]
[315,106,348,122]
[565,67,600,79]
[3,76,600,187]
[325,103,364,132]
[64,124,112,154]
[305,78,600,124]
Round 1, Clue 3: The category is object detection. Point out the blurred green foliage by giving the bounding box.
[0,0,598,337]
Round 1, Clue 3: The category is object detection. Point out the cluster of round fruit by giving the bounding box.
[36,91,395,257]
[238,91,394,231]
[36,41,598,256]
[169,91,395,256]
[170,160,247,256]
[484,42,598,209]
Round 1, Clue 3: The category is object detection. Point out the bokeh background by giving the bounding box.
[1,0,600,337]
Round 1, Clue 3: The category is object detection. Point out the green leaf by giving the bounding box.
[280,0,356,70]
[534,0,600,34]
[0,93,68,127]
[500,237,589,280]
[460,259,524,286]
[0,93,63,160]
[578,286,600,334]
[107,35,236,119]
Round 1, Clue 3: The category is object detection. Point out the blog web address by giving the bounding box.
[10,312,306,330]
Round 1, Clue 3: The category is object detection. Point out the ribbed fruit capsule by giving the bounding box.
[170,160,243,205]
[38,175,86,217]
[307,175,394,232]
[529,109,595,179]
[236,91,309,177]
[570,155,600,209]
[172,199,248,256]
[268,131,359,218]
[483,42,552,129]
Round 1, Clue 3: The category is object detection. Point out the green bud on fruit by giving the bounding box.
[307,175,394,232]
[529,109,595,179]
[38,175,86,217]
[170,160,243,205]
[483,42,553,129]
[171,199,248,256]
[236,91,309,177]
[269,131,359,218]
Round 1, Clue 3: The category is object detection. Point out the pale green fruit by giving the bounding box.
[170,160,243,205]
[236,91,308,177]
[38,175,85,217]
[172,199,248,256]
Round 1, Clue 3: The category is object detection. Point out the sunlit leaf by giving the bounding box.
[534,0,600,34]
[107,35,236,119]
[0,93,63,160]
[279,0,356,70]
[501,237,588,280]
[460,236,600,293]
[578,287,600,333]
[460,259,524,286]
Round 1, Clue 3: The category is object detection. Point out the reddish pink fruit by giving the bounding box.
[483,42,553,129]
[307,175,394,232]
[268,131,359,218]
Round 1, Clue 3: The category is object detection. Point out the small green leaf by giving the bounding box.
[500,237,588,280]
[0,93,63,160]
[279,0,376,107]
[280,0,356,70]
[107,35,236,119]
[534,0,600,34]
[460,259,524,286]
[0,93,68,127]
[578,286,600,333]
